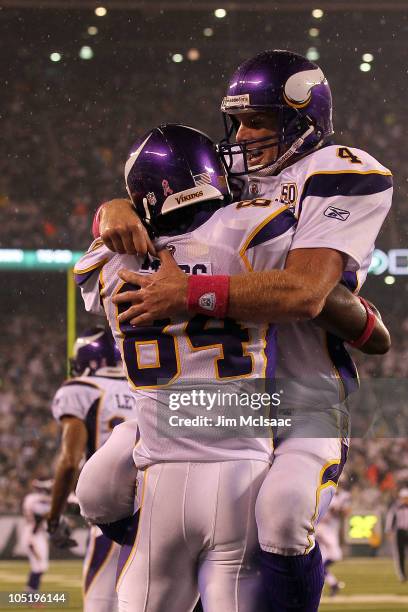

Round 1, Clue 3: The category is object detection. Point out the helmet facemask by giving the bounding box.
[219,106,316,177]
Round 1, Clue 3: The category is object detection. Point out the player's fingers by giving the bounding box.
[112,290,143,305]
[145,231,157,256]
[129,312,155,326]
[118,269,151,287]
[117,304,145,323]
[128,222,155,256]
[102,232,126,254]
[157,248,179,268]
[119,228,139,255]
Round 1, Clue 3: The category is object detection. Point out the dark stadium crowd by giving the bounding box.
[0,43,406,252]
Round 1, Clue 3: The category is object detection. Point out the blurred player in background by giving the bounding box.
[93,50,392,611]
[21,479,52,594]
[385,487,408,582]
[47,327,138,612]
[316,487,351,596]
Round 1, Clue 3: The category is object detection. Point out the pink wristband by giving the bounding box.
[348,297,377,348]
[92,204,104,239]
[187,275,230,318]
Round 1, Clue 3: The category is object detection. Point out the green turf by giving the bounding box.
[0,558,407,611]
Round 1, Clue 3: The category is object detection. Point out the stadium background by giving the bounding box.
[1,1,407,609]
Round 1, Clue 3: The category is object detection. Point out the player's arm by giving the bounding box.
[112,247,345,324]
[94,198,155,255]
[47,416,87,530]
[315,284,391,354]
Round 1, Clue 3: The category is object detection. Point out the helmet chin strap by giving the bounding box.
[253,125,315,177]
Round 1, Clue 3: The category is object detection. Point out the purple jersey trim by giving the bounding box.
[264,324,277,380]
[84,398,100,459]
[74,269,98,287]
[341,271,359,293]
[326,332,359,398]
[246,208,297,250]
[321,442,349,486]
[298,171,393,219]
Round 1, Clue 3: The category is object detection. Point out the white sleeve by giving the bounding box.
[51,382,101,421]
[290,172,393,271]
[74,240,113,315]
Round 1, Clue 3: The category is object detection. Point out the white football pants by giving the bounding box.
[116,460,269,612]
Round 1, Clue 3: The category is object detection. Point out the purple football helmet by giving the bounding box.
[218,49,333,176]
[124,124,231,235]
[70,327,120,377]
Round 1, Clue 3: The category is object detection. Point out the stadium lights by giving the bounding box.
[312,8,324,19]
[187,48,200,61]
[79,46,94,60]
[95,6,107,17]
[214,8,227,18]
[309,28,319,38]
[172,53,183,63]
[50,52,62,62]
[306,47,320,61]
[384,275,395,285]
[359,62,371,72]
[362,53,374,62]
[203,27,214,37]
[87,26,98,36]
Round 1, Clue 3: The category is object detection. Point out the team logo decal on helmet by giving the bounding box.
[283,67,327,109]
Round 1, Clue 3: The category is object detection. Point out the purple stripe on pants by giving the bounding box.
[84,533,114,593]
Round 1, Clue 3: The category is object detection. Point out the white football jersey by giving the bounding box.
[22,492,51,525]
[75,201,297,466]
[238,144,393,409]
[51,368,138,458]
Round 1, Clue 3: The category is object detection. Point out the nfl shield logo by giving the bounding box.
[199,292,216,311]
[249,180,260,196]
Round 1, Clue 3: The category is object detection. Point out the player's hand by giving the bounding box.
[99,199,156,256]
[47,517,78,549]
[112,249,188,326]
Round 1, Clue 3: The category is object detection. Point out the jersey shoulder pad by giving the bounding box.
[74,239,113,287]
[61,375,104,391]
[51,378,102,421]
[301,144,392,175]
[295,145,393,205]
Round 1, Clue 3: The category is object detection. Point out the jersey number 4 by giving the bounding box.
[337,147,362,164]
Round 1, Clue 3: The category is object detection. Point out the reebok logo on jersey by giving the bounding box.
[175,190,203,205]
[324,206,350,221]
[198,292,216,311]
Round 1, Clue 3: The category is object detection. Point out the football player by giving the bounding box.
[75,124,290,612]
[21,479,52,594]
[47,327,138,612]
[75,123,389,612]
[91,50,392,611]
[315,488,351,596]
